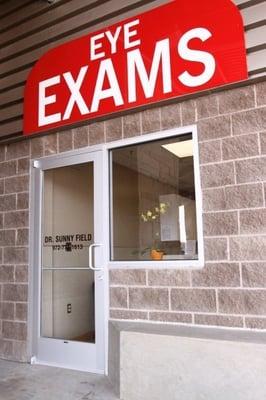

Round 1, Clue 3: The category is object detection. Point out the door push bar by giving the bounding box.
[89,243,103,271]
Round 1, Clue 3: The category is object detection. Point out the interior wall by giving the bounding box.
[138,173,179,250]
[112,163,140,260]
[112,144,197,259]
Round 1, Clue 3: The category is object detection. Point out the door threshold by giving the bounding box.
[31,357,104,374]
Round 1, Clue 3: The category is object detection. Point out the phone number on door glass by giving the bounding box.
[52,244,84,251]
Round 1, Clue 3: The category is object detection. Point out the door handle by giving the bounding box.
[89,243,103,271]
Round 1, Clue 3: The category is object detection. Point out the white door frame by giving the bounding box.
[27,124,202,373]
[28,147,109,374]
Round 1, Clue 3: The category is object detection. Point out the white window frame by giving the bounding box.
[27,124,203,370]
[106,124,204,270]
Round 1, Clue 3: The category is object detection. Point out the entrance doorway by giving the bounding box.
[30,150,106,373]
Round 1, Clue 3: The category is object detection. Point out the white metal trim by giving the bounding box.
[29,124,205,373]
[29,149,107,373]
[108,259,204,270]
[107,125,205,270]
[192,125,204,267]
[28,164,43,360]
[42,267,94,270]
[105,125,196,149]
[33,359,104,374]
[102,147,110,375]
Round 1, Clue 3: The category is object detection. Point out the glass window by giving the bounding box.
[41,163,95,343]
[110,133,198,262]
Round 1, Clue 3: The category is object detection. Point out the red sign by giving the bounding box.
[23,0,247,136]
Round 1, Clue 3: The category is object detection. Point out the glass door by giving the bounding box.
[32,151,105,373]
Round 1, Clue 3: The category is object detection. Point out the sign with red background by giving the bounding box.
[23,0,248,136]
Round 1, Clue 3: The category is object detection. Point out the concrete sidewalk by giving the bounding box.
[0,360,118,400]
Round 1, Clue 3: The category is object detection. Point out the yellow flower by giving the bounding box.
[141,214,148,222]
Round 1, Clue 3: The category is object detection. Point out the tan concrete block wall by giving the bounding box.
[0,141,29,361]
[0,80,265,361]
[109,81,266,330]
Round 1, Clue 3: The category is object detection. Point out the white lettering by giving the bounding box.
[37,27,218,127]
[127,38,172,103]
[90,32,105,61]
[91,59,124,113]
[63,66,89,120]
[124,19,141,49]
[38,76,61,126]
[106,26,122,54]
[178,28,216,87]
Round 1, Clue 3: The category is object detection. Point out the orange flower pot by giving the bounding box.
[150,249,164,260]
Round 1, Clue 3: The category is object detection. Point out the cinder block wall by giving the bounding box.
[110,81,266,329]
[0,80,265,361]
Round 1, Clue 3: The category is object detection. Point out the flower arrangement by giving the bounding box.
[140,202,168,222]
[140,202,169,259]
